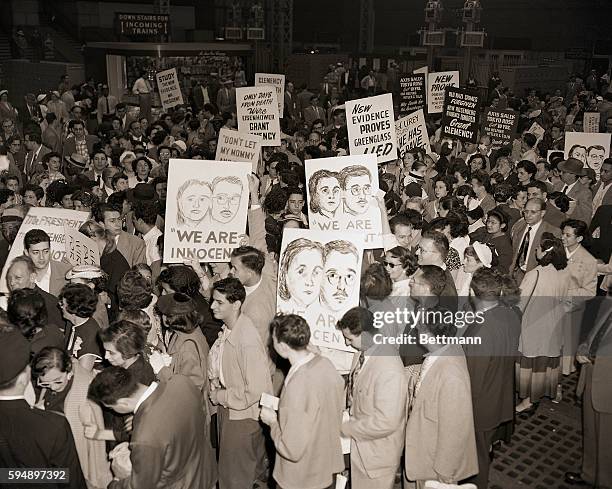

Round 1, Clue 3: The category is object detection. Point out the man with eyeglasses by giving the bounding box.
[1,119,18,143]
[510,197,561,284]
[339,165,373,217]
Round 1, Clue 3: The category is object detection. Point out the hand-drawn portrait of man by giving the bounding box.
[278,238,324,311]
[176,179,212,227]
[211,175,243,224]
[308,169,341,219]
[338,165,372,216]
[586,145,606,175]
[320,240,359,312]
[568,144,587,165]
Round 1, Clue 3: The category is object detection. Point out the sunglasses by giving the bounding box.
[383,261,399,269]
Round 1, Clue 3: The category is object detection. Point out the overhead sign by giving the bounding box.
[440,87,482,143]
[155,68,184,111]
[398,73,426,117]
[116,13,169,37]
[345,93,398,164]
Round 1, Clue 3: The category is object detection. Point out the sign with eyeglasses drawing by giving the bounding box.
[163,159,251,263]
[305,154,382,248]
[277,228,363,353]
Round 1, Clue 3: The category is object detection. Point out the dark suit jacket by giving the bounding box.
[284,91,298,119]
[592,181,612,208]
[303,105,327,127]
[297,89,315,116]
[0,399,86,489]
[544,201,567,229]
[566,180,593,225]
[24,145,51,177]
[588,205,612,262]
[463,305,521,431]
[110,377,217,489]
[34,284,64,332]
[582,298,612,413]
[510,219,561,274]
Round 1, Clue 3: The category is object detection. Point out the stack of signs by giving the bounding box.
[564,132,611,178]
[236,86,281,146]
[163,159,252,263]
[427,71,459,114]
[276,227,363,354]
[255,73,285,118]
[583,112,601,133]
[397,73,426,117]
[345,93,398,164]
[396,109,431,158]
[441,87,482,143]
[0,207,90,293]
[155,68,184,111]
[215,127,262,172]
[305,154,382,248]
[483,108,518,149]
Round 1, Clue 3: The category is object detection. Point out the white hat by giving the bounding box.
[172,140,187,153]
[472,242,492,268]
[120,151,136,163]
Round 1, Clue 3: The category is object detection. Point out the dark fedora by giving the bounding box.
[558,158,586,176]
[0,330,31,384]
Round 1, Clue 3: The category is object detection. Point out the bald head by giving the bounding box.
[7,257,36,292]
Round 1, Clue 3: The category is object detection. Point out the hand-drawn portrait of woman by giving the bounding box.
[568,144,587,165]
[177,179,212,227]
[211,175,243,224]
[308,169,341,219]
[278,238,324,312]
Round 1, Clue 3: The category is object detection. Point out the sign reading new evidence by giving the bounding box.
[155,68,184,111]
[346,93,398,164]
[441,87,482,143]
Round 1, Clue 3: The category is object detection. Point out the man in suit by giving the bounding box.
[589,204,612,265]
[296,84,315,118]
[0,329,86,488]
[338,307,407,489]
[208,278,272,489]
[527,180,566,228]
[19,92,43,131]
[63,119,99,160]
[559,158,593,225]
[404,320,479,486]
[42,112,63,154]
[216,79,236,115]
[565,294,612,489]
[190,79,210,113]
[464,268,521,489]
[592,158,612,216]
[510,197,561,284]
[96,84,118,124]
[23,229,71,297]
[84,149,109,188]
[283,81,298,121]
[416,230,458,304]
[88,367,217,489]
[23,131,51,179]
[303,95,327,127]
[6,255,64,330]
[94,203,146,268]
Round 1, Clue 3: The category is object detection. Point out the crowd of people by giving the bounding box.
[0,60,611,489]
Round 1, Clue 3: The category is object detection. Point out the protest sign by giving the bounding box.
[155,68,184,111]
[64,226,100,267]
[483,108,518,149]
[255,73,285,118]
[427,71,459,114]
[527,121,545,142]
[305,154,382,248]
[396,109,431,158]
[414,65,429,76]
[163,158,251,263]
[345,93,398,164]
[215,127,262,172]
[440,87,482,143]
[277,227,363,353]
[236,86,281,146]
[583,112,601,133]
[0,207,90,293]
[398,73,426,117]
[564,132,611,178]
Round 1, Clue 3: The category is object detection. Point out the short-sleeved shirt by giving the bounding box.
[65,317,102,361]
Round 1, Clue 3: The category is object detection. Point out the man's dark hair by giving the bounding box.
[133,200,159,226]
[418,265,447,297]
[24,132,42,145]
[157,266,201,297]
[99,320,146,359]
[391,209,424,232]
[522,133,537,148]
[517,160,537,177]
[7,288,47,339]
[45,113,57,124]
[23,229,50,250]
[271,314,310,350]
[59,283,98,318]
[93,202,122,223]
[231,246,265,275]
[526,179,548,195]
[88,366,139,406]
[212,277,246,304]
[336,306,376,335]
[21,184,44,200]
[471,170,491,193]
[470,268,504,299]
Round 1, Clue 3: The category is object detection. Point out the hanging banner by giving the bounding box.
[440,87,482,143]
[155,68,184,110]
[427,71,460,114]
[0,208,90,293]
[396,109,431,158]
[64,226,100,267]
[236,86,281,146]
[345,93,398,164]
[483,108,518,149]
[583,112,601,133]
[215,127,262,173]
[398,73,426,117]
[255,73,285,118]
[163,159,251,263]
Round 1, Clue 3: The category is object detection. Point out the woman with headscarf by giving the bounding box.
[457,242,493,298]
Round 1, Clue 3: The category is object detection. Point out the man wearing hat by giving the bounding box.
[216,78,236,115]
[63,153,89,181]
[97,84,118,124]
[558,157,594,225]
[0,206,25,270]
[0,330,86,488]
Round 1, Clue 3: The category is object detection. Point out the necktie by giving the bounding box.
[347,351,365,413]
[562,185,568,194]
[105,97,110,114]
[96,175,102,188]
[517,226,532,270]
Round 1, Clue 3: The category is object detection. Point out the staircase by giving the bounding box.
[0,30,12,87]
[38,22,84,65]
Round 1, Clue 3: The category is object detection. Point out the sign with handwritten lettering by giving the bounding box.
[236,86,281,146]
[64,226,100,267]
[427,71,459,114]
[255,73,285,118]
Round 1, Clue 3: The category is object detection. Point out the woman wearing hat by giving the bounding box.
[31,347,113,489]
[0,90,18,123]
[457,242,493,298]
